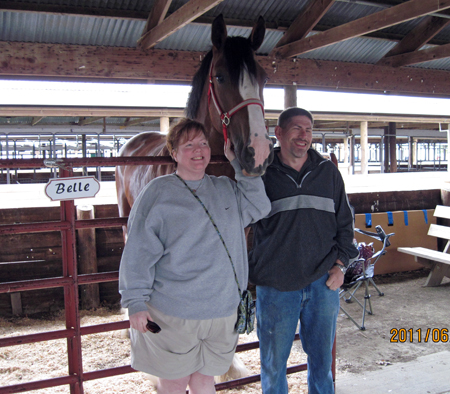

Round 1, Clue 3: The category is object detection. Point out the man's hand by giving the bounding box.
[129,310,153,334]
[326,260,345,291]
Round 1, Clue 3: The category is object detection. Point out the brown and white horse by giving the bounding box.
[115,14,273,222]
[116,14,273,384]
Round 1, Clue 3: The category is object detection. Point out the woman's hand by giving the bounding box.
[224,139,236,162]
[129,310,153,334]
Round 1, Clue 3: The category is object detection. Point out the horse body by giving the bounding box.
[116,133,173,218]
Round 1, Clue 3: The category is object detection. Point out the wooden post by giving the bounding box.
[408,136,413,171]
[343,138,349,166]
[446,124,450,173]
[284,85,297,108]
[383,126,389,173]
[389,122,397,172]
[82,134,87,176]
[360,121,368,175]
[76,205,100,310]
[160,116,170,133]
[349,133,355,175]
[10,293,22,315]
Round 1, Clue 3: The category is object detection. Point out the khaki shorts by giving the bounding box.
[130,304,239,380]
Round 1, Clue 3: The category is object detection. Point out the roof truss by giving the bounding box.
[1,0,450,98]
[274,0,450,58]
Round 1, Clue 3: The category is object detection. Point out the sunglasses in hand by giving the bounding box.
[146,320,161,334]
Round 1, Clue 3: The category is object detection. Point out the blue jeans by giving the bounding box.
[256,273,339,394]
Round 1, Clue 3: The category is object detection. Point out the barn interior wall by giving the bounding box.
[0,187,442,317]
[354,209,437,275]
[0,205,123,318]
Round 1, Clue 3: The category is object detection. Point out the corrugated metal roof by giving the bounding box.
[155,23,211,52]
[321,1,383,28]
[410,58,450,71]
[296,36,395,64]
[1,0,450,77]
[379,16,425,37]
[0,11,145,47]
[11,0,155,12]
[436,23,450,42]
[209,0,304,22]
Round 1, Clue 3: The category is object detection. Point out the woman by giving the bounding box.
[119,118,271,394]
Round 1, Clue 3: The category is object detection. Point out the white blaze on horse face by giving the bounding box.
[239,69,271,170]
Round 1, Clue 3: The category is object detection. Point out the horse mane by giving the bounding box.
[186,36,258,119]
[186,51,213,119]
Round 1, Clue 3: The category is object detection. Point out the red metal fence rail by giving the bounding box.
[0,156,318,393]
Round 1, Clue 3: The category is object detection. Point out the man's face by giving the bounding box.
[275,115,313,160]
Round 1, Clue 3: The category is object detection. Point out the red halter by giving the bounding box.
[207,62,265,143]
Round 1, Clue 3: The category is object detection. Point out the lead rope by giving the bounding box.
[175,174,243,299]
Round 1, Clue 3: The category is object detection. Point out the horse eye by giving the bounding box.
[215,75,225,84]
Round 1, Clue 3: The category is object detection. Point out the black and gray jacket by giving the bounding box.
[249,147,358,292]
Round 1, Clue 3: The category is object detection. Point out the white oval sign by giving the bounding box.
[45,176,100,201]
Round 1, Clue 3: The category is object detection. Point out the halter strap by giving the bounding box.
[208,62,265,143]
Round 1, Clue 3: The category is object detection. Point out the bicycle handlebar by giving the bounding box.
[355,226,394,248]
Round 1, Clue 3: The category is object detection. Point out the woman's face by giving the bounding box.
[172,130,211,180]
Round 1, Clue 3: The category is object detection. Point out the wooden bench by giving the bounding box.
[398,205,450,286]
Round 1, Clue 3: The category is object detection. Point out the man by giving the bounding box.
[249,107,358,394]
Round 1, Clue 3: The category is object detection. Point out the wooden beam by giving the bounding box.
[31,116,44,126]
[137,0,225,50]
[1,106,449,125]
[143,0,173,34]
[0,0,148,19]
[378,16,450,62]
[0,42,202,82]
[378,42,450,67]
[122,117,155,127]
[274,0,450,58]
[3,42,450,97]
[275,0,335,48]
[0,106,186,118]
[78,117,103,126]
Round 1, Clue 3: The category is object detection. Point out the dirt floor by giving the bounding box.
[1,268,449,393]
[335,269,450,376]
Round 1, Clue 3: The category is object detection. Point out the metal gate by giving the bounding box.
[0,156,324,393]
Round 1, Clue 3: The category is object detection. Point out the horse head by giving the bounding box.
[187,15,274,176]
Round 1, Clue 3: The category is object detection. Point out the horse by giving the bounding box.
[115,14,273,385]
[115,14,273,222]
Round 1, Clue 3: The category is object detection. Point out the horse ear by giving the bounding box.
[211,14,227,51]
[249,16,265,51]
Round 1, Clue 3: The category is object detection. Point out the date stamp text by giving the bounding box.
[390,328,448,343]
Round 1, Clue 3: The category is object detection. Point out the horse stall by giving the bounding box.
[1,160,443,393]
[0,156,313,394]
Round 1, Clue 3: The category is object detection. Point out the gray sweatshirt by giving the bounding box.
[119,159,271,320]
